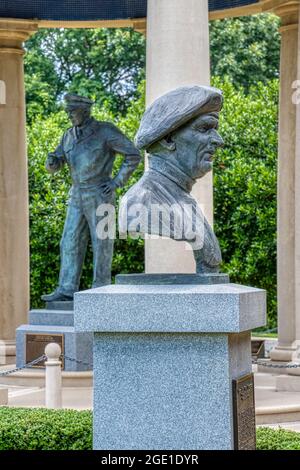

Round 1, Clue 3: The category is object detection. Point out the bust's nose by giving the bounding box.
[211,132,224,149]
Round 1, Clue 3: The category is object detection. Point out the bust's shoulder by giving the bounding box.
[122,173,159,204]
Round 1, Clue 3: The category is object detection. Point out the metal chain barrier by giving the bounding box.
[64,354,299,370]
[3,352,299,375]
[0,354,47,377]
[6,354,293,372]
[0,353,92,377]
[252,358,300,369]
[62,354,92,368]
[65,355,300,370]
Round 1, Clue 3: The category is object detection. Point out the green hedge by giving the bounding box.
[257,427,300,450]
[0,408,299,450]
[0,408,92,450]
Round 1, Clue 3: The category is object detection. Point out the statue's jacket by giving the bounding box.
[49,117,140,199]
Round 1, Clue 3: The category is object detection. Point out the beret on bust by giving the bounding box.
[64,93,94,108]
[135,85,223,150]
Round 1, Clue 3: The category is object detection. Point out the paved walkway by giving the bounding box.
[257,422,300,432]
[254,365,300,431]
[0,383,92,409]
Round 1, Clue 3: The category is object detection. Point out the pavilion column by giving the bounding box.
[270,6,300,362]
[145,0,212,273]
[0,20,37,364]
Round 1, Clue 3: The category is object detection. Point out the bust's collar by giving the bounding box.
[149,155,196,193]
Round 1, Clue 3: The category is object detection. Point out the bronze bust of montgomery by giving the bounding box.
[119,85,224,274]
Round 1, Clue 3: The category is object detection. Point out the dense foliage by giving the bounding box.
[210,14,280,91]
[0,408,92,450]
[25,28,146,120]
[24,14,280,120]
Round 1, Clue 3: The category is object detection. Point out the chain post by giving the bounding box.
[45,343,62,409]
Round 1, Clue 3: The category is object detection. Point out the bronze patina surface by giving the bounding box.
[26,333,64,368]
[119,86,224,274]
[41,93,140,303]
[233,373,256,450]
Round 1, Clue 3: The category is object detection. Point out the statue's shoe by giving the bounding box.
[41,290,74,302]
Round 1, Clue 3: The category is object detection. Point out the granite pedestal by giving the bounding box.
[16,302,93,372]
[74,280,266,450]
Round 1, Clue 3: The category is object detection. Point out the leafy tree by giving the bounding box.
[24,14,280,120]
[210,14,280,90]
[24,28,146,119]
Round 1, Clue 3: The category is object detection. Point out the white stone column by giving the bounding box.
[275,10,300,386]
[270,7,300,362]
[145,0,212,273]
[0,20,37,364]
[295,6,300,348]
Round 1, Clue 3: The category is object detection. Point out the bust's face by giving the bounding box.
[171,113,224,179]
[66,106,90,127]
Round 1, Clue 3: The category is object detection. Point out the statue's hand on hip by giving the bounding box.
[46,153,60,171]
[99,180,118,197]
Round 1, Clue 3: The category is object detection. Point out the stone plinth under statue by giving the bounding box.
[16,302,92,372]
[74,275,266,450]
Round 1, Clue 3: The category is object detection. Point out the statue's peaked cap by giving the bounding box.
[135,85,223,150]
[64,93,94,107]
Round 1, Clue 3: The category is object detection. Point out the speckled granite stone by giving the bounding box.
[74,283,266,333]
[74,282,265,449]
[29,310,74,327]
[92,331,251,450]
[46,301,73,311]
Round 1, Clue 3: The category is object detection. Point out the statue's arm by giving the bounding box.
[106,125,141,188]
[45,136,66,174]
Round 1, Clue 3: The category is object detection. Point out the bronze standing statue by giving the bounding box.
[42,93,141,301]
